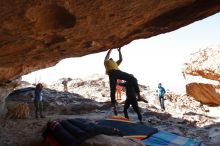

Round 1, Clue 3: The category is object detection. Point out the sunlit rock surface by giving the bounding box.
[0,0,220,84]
[183,45,220,105]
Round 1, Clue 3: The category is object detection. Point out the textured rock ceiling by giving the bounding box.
[1,0,220,84]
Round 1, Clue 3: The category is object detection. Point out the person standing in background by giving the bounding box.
[156,83,166,111]
[62,80,68,92]
[116,79,122,101]
[34,83,45,118]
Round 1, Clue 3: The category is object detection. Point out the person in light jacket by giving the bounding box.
[156,83,166,110]
[34,83,45,118]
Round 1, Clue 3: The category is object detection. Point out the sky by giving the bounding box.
[22,12,220,94]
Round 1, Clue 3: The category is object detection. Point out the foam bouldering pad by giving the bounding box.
[97,116,158,140]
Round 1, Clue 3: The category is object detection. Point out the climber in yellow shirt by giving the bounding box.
[104,48,147,115]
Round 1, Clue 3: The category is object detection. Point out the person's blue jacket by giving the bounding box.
[157,86,166,97]
[34,89,43,101]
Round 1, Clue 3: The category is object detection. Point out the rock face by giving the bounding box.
[6,86,103,116]
[183,45,220,105]
[50,74,111,102]
[0,86,14,116]
[0,78,21,116]
[0,0,220,84]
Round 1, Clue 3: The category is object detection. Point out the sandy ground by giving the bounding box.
[0,112,108,146]
[0,104,220,146]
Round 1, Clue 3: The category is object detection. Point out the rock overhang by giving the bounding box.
[0,0,220,84]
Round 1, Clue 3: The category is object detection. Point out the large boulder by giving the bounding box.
[0,78,21,116]
[183,45,220,105]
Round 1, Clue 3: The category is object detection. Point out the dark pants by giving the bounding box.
[159,96,165,110]
[34,100,43,117]
[124,99,142,122]
[108,70,140,103]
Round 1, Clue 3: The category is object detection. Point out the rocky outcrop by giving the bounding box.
[50,74,111,102]
[6,86,103,116]
[0,0,220,84]
[186,83,220,105]
[183,45,220,105]
[0,78,21,116]
[0,86,12,116]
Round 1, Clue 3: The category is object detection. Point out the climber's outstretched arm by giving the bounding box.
[104,49,112,61]
[116,48,122,65]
